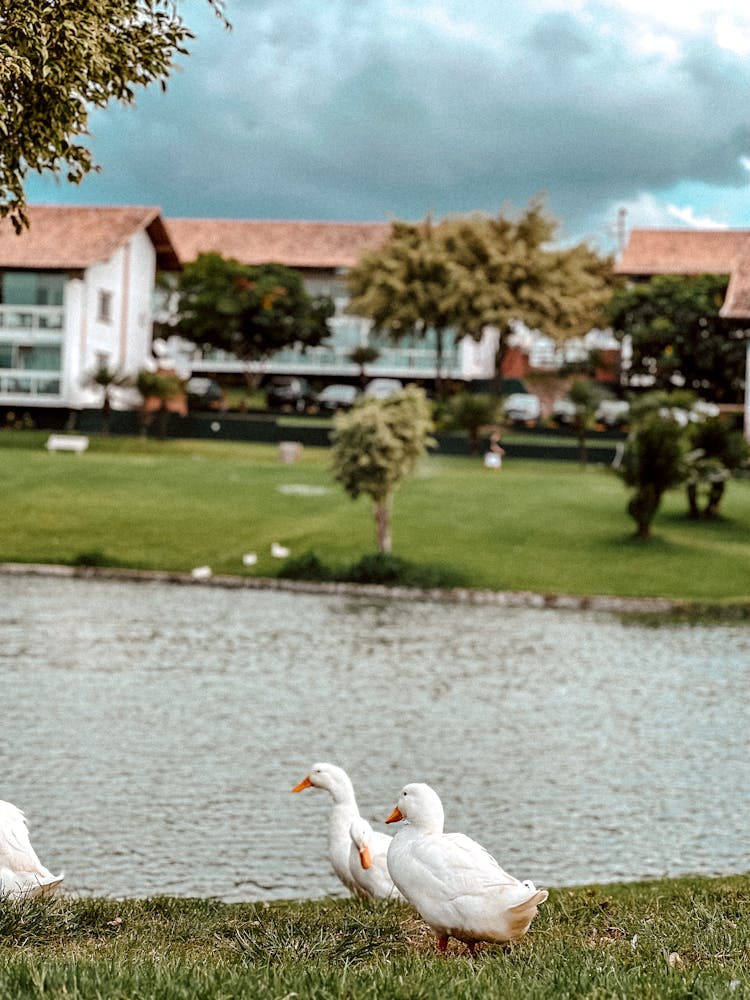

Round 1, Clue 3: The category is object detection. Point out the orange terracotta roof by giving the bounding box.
[0,204,181,271]
[615,228,750,276]
[616,227,750,319]
[165,218,392,269]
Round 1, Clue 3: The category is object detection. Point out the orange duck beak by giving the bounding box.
[385,806,403,824]
[291,775,312,793]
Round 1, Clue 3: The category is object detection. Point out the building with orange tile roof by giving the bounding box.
[614,228,750,319]
[0,205,179,411]
[615,227,750,438]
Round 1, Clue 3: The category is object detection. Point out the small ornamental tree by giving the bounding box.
[441,392,501,454]
[683,417,749,519]
[347,344,381,388]
[330,386,434,553]
[135,368,185,439]
[619,414,685,538]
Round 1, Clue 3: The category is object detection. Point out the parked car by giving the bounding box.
[265,376,316,412]
[550,396,578,426]
[594,399,630,428]
[363,377,404,399]
[317,383,359,414]
[503,392,541,426]
[185,377,225,411]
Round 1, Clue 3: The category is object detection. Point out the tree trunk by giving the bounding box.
[435,328,445,400]
[705,480,725,518]
[686,482,700,519]
[628,486,659,539]
[492,325,510,396]
[373,498,392,553]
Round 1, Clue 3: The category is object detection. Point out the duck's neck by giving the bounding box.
[328,790,359,885]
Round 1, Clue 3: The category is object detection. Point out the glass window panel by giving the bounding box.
[0,343,13,367]
[1,271,65,305]
[18,345,61,371]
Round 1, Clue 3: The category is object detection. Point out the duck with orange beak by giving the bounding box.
[385,782,548,955]
[291,762,384,897]
[348,816,402,900]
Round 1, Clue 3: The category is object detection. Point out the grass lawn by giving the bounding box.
[0,874,747,999]
[2,430,750,603]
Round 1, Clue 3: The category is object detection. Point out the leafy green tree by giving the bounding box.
[347,200,613,398]
[619,413,685,538]
[441,392,501,454]
[81,359,130,435]
[606,274,747,402]
[347,217,455,397]
[173,253,334,384]
[330,386,434,553]
[1,2,227,231]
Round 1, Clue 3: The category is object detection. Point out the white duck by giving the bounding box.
[293,762,398,898]
[0,800,64,900]
[385,783,548,954]
[292,763,363,895]
[349,816,402,901]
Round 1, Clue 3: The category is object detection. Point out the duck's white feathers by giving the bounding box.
[292,763,362,895]
[348,817,402,900]
[0,800,64,899]
[386,783,547,945]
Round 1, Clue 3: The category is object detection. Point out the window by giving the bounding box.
[0,343,61,371]
[98,290,113,323]
[0,271,64,306]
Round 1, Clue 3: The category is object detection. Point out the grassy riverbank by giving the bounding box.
[0,874,747,999]
[3,430,750,603]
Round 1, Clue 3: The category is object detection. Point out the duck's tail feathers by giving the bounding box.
[508,887,548,912]
[31,872,65,899]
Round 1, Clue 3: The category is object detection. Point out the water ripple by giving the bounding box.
[1,575,748,901]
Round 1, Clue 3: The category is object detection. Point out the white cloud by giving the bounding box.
[666,204,729,229]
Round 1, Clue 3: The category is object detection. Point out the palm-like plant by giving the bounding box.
[81,361,129,434]
[347,345,381,388]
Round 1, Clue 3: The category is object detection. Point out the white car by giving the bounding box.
[317,383,359,413]
[503,392,541,425]
[363,378,404,399]
[595,399,630,427]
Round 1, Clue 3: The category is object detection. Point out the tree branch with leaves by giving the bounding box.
[0,1,228,230]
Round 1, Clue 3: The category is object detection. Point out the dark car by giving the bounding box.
[185,377,226,411]
[266,376,316,412]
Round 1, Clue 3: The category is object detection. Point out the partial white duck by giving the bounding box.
[349,816,402,901]
[0,800,64,900]
[385,783,547,954]
[292,762,363,895]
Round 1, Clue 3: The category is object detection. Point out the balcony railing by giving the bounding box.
[190,341,461,378]
[0,369,62,396]
[0,304,64,332]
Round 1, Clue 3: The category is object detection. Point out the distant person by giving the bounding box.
[484,431,505,469]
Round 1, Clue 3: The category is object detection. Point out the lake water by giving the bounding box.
[1,574,747,901]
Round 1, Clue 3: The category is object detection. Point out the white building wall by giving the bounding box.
[67,231,157,408]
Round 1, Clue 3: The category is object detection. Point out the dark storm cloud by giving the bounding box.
[26,0,750,241]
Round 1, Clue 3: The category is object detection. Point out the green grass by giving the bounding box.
[2,430,750,603]
[0,875,747,999]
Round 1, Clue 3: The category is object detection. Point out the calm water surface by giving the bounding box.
[1,575,748,900]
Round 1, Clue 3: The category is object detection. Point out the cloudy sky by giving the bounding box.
[26,0,750,250]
